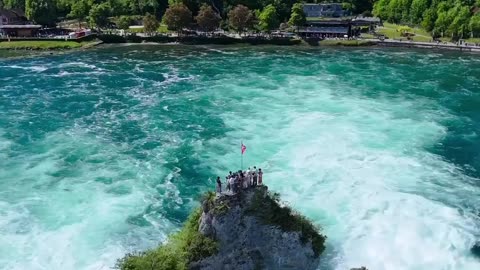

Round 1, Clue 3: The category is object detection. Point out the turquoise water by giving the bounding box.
[1,45,480,270]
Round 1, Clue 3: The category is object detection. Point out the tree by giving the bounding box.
[258,4,279,33]
[195,4,221,33]
[288,3,306,32]
[448,6,471,38]
[421,8,437,32]
[89,2,111,29]
[272,0,297,23]
[227,5,254,34]
[373,0,389,20]
[3,0,24,9]
[69,0,89,29]
[409,0,429,24]
[117,15,133,30]
[163,3,192,33]
[25,0,57,26]
[435,11,449,37]
[143,12,159,35]
[470,14,480,37]
[386,0,403,23]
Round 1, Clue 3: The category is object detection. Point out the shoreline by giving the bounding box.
[1,38,480,59]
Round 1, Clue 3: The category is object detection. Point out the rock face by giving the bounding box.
[190,186,323,270]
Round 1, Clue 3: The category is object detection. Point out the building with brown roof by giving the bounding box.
[0,8,41,37]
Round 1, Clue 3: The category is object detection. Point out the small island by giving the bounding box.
[116,185,326,270]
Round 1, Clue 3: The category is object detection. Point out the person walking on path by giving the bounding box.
[216,176,222,193]
[258,168,263,185]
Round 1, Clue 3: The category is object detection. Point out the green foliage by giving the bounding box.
[143,12,160,34]
[409,0,429,24]
[397,25,412,34]
[162,3,192,32]
[0,40,84,50]
[195,4,221,32]
[117,15,133,30]
[3,0,24,9]
[421,8,436,32]
[258,4,279,33]
[374,0,478,40]
[470,15,480,38]
[89,2,111,28]
[288,3,306,29]
[227,4,254,33]
[25,0,57,26]
[116,207,218,270]
[245,189,326,257]
[68,0,89,22]
[448,5,470,38]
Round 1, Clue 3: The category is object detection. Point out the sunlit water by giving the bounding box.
[1,45,480,270]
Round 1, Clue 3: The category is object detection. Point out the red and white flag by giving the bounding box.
[241,143,246,155]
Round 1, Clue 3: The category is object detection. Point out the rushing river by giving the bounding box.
[1,45,480,270]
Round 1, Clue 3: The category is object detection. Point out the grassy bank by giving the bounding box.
[0,40,89,50]
[377,22,432,42]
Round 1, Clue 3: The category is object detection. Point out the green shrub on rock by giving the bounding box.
[245,188,326,257]
[116,207,218,270]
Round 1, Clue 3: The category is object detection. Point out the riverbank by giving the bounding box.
[376,39,480,53]
[0,40,102,50]
[1,36,480,59]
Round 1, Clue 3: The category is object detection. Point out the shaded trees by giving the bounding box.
[143,12,159,34]
[470,14,480,37]
[195,4,221,32]
[227,4,254,34]
[68,0,89,28]
[25,0,57,26]
[163,3,192,32]
[117,15,132,30]
[89,2,111,28]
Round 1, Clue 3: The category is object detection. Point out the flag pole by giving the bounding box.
[241,140,243,171]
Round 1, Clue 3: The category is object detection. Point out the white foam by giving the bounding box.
[205,74,480,270]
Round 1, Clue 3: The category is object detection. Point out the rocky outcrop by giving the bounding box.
[190,186,326,270]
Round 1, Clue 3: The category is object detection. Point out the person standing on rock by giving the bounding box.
[232,174,238,194]
[243,171,248,189]
[252,171,258,187]
[258,168,263,185]
[226,176,230,192]
[216,176,222,193]
[248,167,253,186]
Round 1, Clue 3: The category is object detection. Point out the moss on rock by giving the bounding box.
[245,188,326,257]
[116,207,218,270]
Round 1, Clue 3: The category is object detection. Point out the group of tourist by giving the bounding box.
[215,166,263,194]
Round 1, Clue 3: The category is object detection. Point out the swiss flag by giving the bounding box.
[241,143,246,155]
